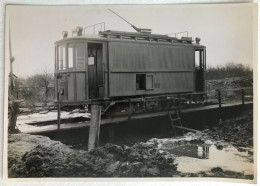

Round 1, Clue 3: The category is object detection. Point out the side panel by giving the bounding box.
[108,41,194,97]
[67,73,75,100]
[76,73,86,100]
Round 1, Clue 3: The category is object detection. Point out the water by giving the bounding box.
[163,143,253,175]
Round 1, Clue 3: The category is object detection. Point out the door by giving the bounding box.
[88,43,103,98]
[195,49,206,92]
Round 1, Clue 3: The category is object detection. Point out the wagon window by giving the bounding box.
[195,51,200,67]
[75,43,86,69]
[195,50,204,69]
[136,74,146,90]
[68,44,73,68]
[146,75,154,90]
[58,45,66,70]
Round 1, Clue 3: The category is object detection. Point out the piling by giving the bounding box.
[88,105,101,151]
[178,95,181,113]
[217,90,222,120]
[241,89,245,105]
[8,100,19,132]
[128,99,132,120]
[217,90,222,108]
[57,94,61,131]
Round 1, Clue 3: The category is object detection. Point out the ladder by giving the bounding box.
[168,109,200,135]
[168,109,184,135]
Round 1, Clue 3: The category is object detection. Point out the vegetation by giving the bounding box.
[206,63,252,80]
[17,68,55,107]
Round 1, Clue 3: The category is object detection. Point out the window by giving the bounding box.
[68,44,73,68]
[58,45,66,70]
[136,74,146,90]
[75,43,86,69]
[195,50,204,69]
[88,49,95,65]
[195,50,200,67]
[146,74,154,90]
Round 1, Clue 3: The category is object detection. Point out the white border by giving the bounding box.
[0,1,258,186]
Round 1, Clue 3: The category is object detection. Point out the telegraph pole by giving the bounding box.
[8,21,19,133]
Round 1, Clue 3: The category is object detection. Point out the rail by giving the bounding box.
[168,31,189,38]
[84,22,106,35]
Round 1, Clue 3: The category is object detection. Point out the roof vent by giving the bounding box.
[195,37,201,44]
[62,31,68,38]
[72,26,83,36]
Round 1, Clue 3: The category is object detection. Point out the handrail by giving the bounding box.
[84,22,106,35]
[168,31,188,38]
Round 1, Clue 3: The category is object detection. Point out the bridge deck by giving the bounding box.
[17,102,253,135]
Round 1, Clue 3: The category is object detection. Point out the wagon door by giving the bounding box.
[87,43,103,98]
[195,49,206,92]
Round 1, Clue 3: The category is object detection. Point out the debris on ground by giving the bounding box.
[204,109,253,148]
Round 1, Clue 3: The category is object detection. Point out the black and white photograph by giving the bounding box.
[4,3,257,183]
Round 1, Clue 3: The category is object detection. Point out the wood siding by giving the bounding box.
[108,41,195,97]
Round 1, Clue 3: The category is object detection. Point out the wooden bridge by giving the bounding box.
[17,101,253,135]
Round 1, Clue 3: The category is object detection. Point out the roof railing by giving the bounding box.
[168,31,188,38]
[84,22,106,35]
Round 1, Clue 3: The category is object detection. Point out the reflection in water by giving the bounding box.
[167,144,212,159]
[198,145,210,159]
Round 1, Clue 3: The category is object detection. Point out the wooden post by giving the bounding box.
[8,100,19,133]
[217,90,222,121]
[128,99,132,120]
[218,90,222,108]
[57,94,61,131]
[178,95,181,113]
[241,89,245,105]
[88,105,101,151]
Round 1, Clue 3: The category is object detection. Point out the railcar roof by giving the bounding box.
[55,30,206,48]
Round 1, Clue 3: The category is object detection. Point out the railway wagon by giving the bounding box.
[54,27,206,113]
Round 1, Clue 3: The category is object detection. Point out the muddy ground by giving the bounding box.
[8,76,254,179]
[8,107,253,179]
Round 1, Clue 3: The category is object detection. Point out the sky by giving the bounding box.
[5,3,256,78]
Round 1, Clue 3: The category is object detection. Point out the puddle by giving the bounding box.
[164,143,253,175]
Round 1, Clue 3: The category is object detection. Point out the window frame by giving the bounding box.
[136,73,154,90]
[145,74,154,90]
[194,49,205,70]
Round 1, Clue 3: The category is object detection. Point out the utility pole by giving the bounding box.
[8,21,19,133]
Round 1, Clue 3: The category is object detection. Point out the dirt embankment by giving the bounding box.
[8,131,253,179]
[8,134,178,177]
[204,109,253,148]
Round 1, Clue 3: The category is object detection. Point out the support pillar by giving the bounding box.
[57,94,61,131]
[217,90,222,121]
[241,89,245,105]
[88,105,101,151]
[8,100,19,133]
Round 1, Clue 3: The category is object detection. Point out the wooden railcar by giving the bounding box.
[55,28,206,114]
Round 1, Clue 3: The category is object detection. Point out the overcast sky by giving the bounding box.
[5,3,256,78]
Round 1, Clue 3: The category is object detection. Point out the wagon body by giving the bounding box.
[54,30,206,105]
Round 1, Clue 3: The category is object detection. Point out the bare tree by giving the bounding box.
[20,66,54,106]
